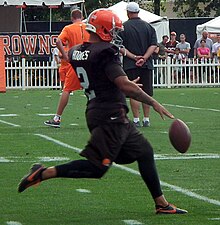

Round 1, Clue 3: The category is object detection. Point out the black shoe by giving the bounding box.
[156,203,188,214]
[18,164,45,193]
[44,119,60,128]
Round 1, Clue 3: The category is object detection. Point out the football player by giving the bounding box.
[18,9,187,215]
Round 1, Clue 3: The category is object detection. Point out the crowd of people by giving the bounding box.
[155,30,220,83]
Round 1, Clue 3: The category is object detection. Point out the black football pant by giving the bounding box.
[55,149,163,200]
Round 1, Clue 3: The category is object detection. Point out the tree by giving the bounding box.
[153,0,161,15]
[85,0,121,15]
[173,0,220,17]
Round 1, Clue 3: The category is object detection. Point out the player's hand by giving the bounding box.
[132,77,143,87]
[152,101,174,120]
[136,58,145,67]
[61,53,69,61]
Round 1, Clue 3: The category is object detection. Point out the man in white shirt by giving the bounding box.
[51,47,60,68]
[176,34,191,59]
[212,34,220,63]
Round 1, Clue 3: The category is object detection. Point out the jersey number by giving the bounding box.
[76,67,96,100]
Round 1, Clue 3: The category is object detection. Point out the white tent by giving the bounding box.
[0,1,84,5]
[196,16,220,38]
[108,1,170,42]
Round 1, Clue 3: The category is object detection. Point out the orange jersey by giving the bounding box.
[59,46,69,67]
[58,21,89,92]
[58,21,90,49]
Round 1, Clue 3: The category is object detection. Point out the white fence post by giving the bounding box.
[21,58,26,90]
[5,58,220,90]
[167,57,172,88]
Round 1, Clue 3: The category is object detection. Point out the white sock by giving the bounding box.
[133,118,140,123]
[143,117,150,122]
[53,115,61,121]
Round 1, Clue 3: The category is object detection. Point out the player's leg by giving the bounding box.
[44,65,81,128]
[136,138,187,214]
[126,69,141,127]
[140,68,153,127]
[18,160,108,193]
[117,122,187,214]
[130,98,141,126]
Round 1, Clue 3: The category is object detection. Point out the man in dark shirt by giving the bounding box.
[18,8,187,215]
[165,31,179,58]
[119,2,157,127]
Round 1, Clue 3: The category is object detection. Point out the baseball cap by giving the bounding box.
[126,2,140,13]
[171,31,176,36]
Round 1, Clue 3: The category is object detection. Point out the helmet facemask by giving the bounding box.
[110,17,124,48]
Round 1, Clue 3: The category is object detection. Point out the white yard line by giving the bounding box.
[34,134,220,207]
[76,189,91,193]
[163,104,220,112]
[208,218,220,221]
[0,119,20,127]
[123,220,143,225]
[0,157,12,162]
[37,114,55,116]
[154,154,220,160]
[6,221,23,225]
[0,114,17,117]
[0,156,70,163]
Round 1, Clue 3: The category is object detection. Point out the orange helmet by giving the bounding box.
[86,9,123,45]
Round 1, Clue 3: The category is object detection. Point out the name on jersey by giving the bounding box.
[72,50,90,60]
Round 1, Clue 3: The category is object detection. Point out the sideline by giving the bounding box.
[34,134,220,207]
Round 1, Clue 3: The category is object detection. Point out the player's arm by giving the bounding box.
[114,75,174,120]
[120,47,141,61]
[56,38,68,61]
[136,45,157,67]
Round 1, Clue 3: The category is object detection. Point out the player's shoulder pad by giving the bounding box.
[90,42,119,63]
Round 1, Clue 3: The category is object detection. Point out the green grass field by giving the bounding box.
[0,88,219,225]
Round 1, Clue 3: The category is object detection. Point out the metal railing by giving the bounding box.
[5,58,220,90]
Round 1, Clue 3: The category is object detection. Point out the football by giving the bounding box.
[169,119,191,153]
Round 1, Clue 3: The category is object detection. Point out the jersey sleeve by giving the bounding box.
[150,26,158,46]
[58,26,69,44]
[104,61,127,82]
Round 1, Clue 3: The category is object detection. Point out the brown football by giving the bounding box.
[169,119,191,153]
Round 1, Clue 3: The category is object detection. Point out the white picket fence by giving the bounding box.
[5,58,220,90]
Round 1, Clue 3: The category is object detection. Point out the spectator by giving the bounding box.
[51,47,60,68]
[176,34,191,59]
[173,47,185,83]
[119,2,157,127]
[197,40,211,62]
[194,30,213,58]
[51,47,60,87]
[212,34,220,63]
[157,35,168,85]
[165,31,179,58]
[176,34,191,81]
[197,39,211,83]
[158,35,168,60]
